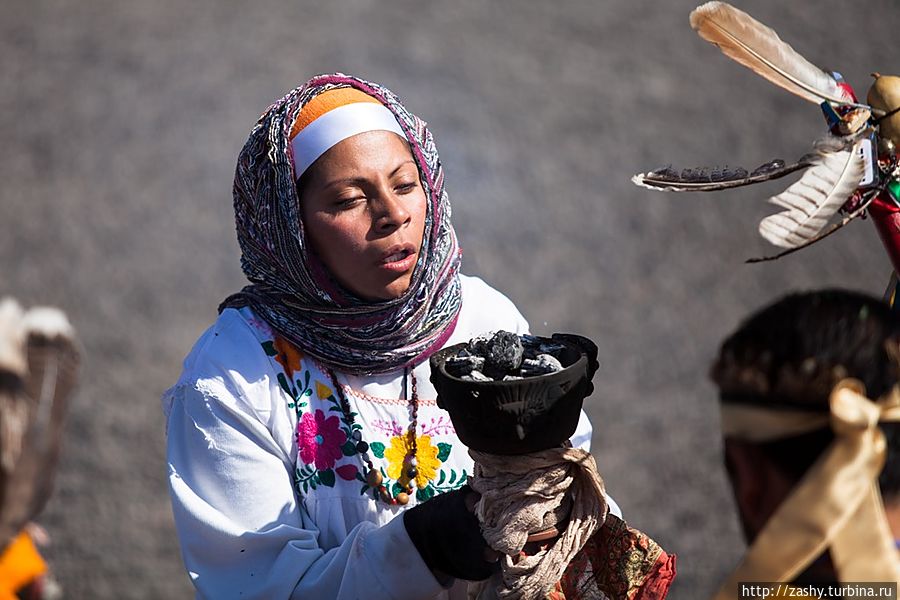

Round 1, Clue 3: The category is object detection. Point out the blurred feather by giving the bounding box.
[690,2,849,105]
[0,300,27,378]
[0,300,78,551]
[758,142,866,248]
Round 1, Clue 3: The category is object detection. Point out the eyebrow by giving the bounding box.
[321,160,417,190]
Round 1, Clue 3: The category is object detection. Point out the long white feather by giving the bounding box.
[690,2,849,105]
[758,142,866,248]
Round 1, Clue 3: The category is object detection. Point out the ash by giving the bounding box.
[444,331,565,381]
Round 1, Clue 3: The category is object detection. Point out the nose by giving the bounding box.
[373,189,411,233]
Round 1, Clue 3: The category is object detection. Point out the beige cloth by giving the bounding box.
[715,379,900,599]
[467,446,608,600]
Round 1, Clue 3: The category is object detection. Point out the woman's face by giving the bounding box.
[299,130,427,301]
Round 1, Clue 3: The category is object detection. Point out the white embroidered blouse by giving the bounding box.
[163,275,611,600]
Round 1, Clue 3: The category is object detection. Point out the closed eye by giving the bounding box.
[336,196,365,209]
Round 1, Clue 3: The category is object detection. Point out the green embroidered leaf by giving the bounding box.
[416,486,435,502]
[437,470,445,485]
[341,441,357,456]
[287,402,295,409]
[351,423,362,431]
[359,485,369,495]
[370,442,385,458]
[448,470,457,484]
[329,405,343,412]
[355,472,366,483]
[276,373,293,396]
[262,341,278,356]
[297,371,313,398]
[436,443,452,462]
[391,482,405,497]
[319,469,336,487]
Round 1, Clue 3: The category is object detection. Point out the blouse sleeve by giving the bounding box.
[166,384,446,600]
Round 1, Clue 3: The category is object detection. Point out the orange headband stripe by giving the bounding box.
[290,88,381,139]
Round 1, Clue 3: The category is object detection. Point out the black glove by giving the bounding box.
[552,333,599,396]
[402,484,498,581]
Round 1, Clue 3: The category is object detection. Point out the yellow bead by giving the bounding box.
[366,469,383,487]
[396,492,409,505]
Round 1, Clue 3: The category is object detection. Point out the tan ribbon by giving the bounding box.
[714,379,900,600]
[721,404,830,443]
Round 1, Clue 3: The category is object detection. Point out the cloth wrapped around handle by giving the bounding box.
[468,446,608,600]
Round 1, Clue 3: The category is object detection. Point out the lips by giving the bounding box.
[378,243,418,272]
[383,249,412,263]
[380,243,416,264]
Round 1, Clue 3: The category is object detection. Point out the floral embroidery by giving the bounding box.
[262,337,313,410]
[384,434,440,489]
[315,381,333,401]
[336,464,360,481]
[370,415,455,438]
[294,380,368,493]
[297,409,346,470]
[368,436,463,502]
[418,415,455,437]
[273,336,304,381]
[261,334,469,500]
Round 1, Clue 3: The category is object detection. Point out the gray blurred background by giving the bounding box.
[2,0,897,597]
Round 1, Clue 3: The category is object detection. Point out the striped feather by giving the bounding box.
[690,2,849,106]
[758,143,866,248]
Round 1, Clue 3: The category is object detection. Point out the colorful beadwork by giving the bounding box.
[328,368,419,505]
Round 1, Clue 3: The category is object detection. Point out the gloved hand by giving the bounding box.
[402,484,499,581]
[551,333,599,382]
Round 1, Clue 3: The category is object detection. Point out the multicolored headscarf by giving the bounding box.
[220,73,462,375]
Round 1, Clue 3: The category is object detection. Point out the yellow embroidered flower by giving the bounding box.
[315,381,333,399]
[384,434,440,489]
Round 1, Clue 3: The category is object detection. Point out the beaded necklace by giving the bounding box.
[326,368,420,506]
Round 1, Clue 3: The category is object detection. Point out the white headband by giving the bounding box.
[291,102,407,179]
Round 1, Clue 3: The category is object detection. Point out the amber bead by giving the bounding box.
[366,469,383,487]
[396,492,409,505]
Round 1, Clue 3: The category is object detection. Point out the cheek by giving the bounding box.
[410,192,428,236]
[303,211,369,268]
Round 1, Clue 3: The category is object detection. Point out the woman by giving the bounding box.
[163,73,602,599]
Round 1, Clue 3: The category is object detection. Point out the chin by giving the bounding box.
[359,275,413,302]
[381,281,413,300]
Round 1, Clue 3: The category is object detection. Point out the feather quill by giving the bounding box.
[690,2,849,105]
[758,142,866,248]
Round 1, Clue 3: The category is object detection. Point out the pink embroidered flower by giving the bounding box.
[297,409,347,470]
